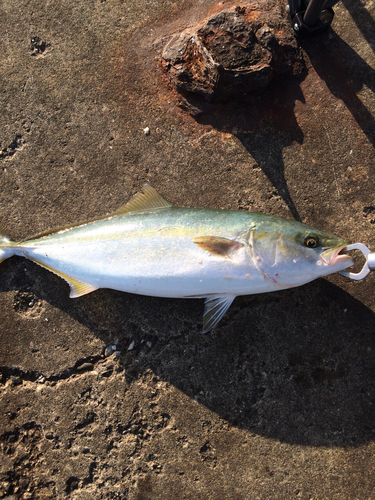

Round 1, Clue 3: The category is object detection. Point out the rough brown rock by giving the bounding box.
[161,0,304,113]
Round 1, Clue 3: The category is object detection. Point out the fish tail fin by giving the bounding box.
[0,227,16,263]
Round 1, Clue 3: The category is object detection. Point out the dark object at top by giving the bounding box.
[288,0,340,37]
[160,0,304,114]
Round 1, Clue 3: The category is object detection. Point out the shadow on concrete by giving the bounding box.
[2,258,375,448]
[302,29,375,148]
[341,0,375,54]
[195,74,306,221]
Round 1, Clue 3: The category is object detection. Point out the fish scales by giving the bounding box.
[0,185,354,332]
[11,208,268,297]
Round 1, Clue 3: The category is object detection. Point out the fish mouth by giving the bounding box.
[321,245,355,267]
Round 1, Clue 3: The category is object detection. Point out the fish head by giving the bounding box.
[249,217,354,287]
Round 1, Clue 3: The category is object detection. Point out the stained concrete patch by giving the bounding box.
[1,0,375,499]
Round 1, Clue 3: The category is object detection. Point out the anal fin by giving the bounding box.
[67,279,98,298]
[29,258,98,298]
[203,295,235,333]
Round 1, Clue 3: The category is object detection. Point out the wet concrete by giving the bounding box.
[1,0,375,498]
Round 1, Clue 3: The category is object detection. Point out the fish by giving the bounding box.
[0,184,354,332]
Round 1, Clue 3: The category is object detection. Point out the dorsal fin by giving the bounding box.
[110,184,172,215]
[21,184,172,242]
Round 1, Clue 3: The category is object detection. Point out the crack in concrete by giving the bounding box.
[0,354,104,386]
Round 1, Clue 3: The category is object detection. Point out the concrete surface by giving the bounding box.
[1,0,375,498]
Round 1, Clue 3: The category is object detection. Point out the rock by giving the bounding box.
[104,345,117,357]
[76,362,94,372]
[10,376,22,386]
[160,0,303,114]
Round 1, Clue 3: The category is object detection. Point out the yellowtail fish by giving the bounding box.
[0,185,353,332]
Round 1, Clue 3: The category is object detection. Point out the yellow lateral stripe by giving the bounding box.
[21,225,212,246]
[21,185,172,242]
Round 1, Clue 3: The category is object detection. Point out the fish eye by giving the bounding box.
[303,234,320,248]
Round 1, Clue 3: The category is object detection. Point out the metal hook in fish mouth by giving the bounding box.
[339,243,375,280]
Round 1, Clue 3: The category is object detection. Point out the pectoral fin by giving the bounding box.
[193,236,243,259]
[203,295,235,333]
[29,258,98,298]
